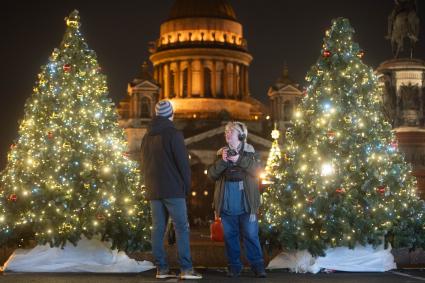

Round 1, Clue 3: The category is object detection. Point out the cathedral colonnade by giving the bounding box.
[152,53,250,100]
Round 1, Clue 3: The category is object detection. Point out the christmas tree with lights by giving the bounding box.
[0,10,150,253]
[265,123,282,178]
[260,18,425,257]
[261,124,282,187]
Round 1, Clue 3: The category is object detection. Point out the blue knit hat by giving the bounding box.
[155,100,173,118]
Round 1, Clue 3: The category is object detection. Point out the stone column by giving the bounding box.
[395,76,401,127]
[176,61,181,98]
[279,96,285,120]
[239,65,245,98]
[212,60,217,98]
[164,63,170,99]
[245,65,249,96]
[233,63,238,99]
[188,60,192,98]
[128,93,134,118]
[420,84,424,126]
[157,64,163,99]
[136,94,140,118]
[200,59,205,97]
[223,61,228,98]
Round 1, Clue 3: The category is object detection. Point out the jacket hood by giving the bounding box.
[148,116,175,135]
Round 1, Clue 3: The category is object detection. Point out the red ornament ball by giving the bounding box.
[63,64,72,72]
[47,131,54,139]
[377,186,386,194]
[323,50,332,58]
[96,213,106,221]
[335,188,345,193]
[9,194,17,202]
[327,131,336,138]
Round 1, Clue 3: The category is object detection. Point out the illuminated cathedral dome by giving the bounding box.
[143,0,267,120]
[154,0,246,52]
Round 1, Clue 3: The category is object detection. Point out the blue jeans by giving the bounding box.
[221,212,264,273]
[150,198,193,272]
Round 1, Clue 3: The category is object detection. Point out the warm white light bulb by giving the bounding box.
[321,163,334,176]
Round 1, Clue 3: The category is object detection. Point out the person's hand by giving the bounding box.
[222,148,228,162]
[249,214,256,222]
[227,154,239,163]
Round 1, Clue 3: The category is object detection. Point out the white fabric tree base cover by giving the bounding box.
[1,236,155,273]
[267,244,396,273]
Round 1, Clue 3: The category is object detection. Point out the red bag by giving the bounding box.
[210,217,224,242]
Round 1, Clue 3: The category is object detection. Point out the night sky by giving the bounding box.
[1,0,424,169]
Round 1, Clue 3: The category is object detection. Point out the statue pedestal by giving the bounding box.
[395,128,425,199]
[377,58,425,128]
[377,59,425,199]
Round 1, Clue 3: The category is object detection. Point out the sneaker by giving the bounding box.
[226,270,240,278]
[252,266,267,278]
[156,269,177,279]
[254,270,267,278]
[179,269,203,280]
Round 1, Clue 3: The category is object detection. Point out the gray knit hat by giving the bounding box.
[155,100,173,118]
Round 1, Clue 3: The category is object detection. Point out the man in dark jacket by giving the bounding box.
[140,100,202,280]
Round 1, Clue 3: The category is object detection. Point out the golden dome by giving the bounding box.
[167,0,237,21]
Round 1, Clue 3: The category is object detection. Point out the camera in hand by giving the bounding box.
[224,148,244,181]
[227,148,238,157]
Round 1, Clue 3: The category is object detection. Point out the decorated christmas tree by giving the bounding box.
[261,123,282,187]
[0,10,150,253]
[260,18,425,257]
[265,123,282,178]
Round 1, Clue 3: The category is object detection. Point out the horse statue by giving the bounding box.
[386,0,420,58]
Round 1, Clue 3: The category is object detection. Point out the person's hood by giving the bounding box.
[216,142,255,155]
[148,116,175,135]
